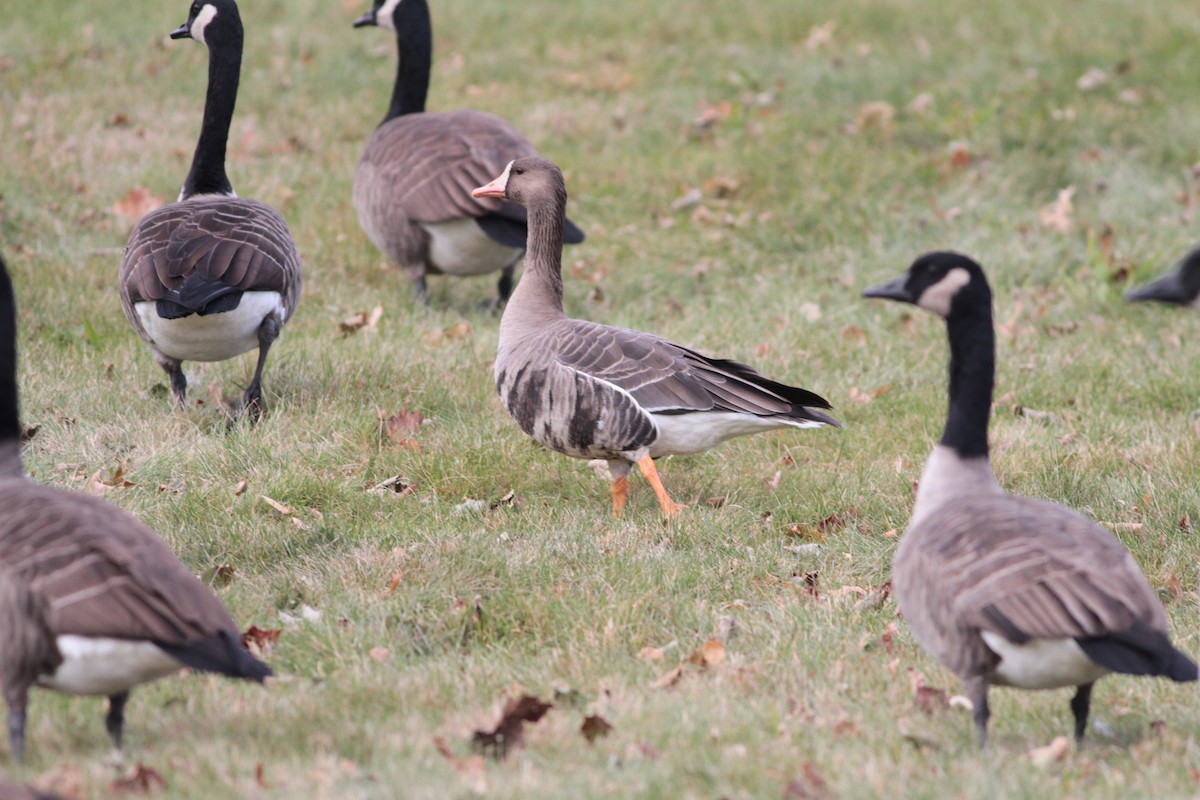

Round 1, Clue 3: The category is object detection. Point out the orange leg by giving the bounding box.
[611,475,629,518]
[636,455,686,519]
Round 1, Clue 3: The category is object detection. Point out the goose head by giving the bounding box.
[1125,248,1200,310]
[862,251,991,319]
[353,0,405,31]
[472,158,566,210]
[170,0,242,46]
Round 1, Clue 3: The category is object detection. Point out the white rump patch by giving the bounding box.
[650,410,824,458]
[917,266,971,317]
[375,0,404,31]
[421,218,522,276]
[134,291,283,362]
[190,4,218,44]
[39,636,182,696]
[981,631,1110,690]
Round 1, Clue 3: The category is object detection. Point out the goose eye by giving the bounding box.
[512,167,525,175]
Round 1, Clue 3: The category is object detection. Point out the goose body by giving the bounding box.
[865,252,1196,747]
[1125,247,1200,310]
[474,158,839,518]
[352,0,584,305]
[0,254,271,759]
[118,0,302,418]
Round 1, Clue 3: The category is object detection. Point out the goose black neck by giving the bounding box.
[0,258,20,447]
[523,187,567,311]
[940,307,994,459]
[181,32,241,199]
[383,0,432,123]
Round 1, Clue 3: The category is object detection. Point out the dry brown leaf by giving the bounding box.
[85,463,135,496]
[112,764,166,794]
[1039,186,1076,233]
[580,714,614,744]
[1167,572,1184,601]
[803,20,836,50]
[693,101,732,130]
[1076,67,1110,91]
[688,638,726,668]
[839,324,868,343]
[638,646,664,661]
[240,625,282,657]
[471,694,553,759]
[112,187,163,222]
[765,470,783,492]
[651,666,684,690]
[915,684,949,714]
[380,408,425,448]
[233,479,248,497]
[339,305,383,337]
[368,646,390,662]
[849,101,895,134]
[1179,513,1192,532]
[784,762,831,800]
[818,508,860,533]
[784,523,823,542]
[385,572,403,596]
[258,495,295,517]
[1029,735,1071,767]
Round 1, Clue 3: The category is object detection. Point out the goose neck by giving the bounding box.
[383,0,432,122]
[181,34,241,200]
[940,309,994,460]
[0,266,21,473]
[507,193,567,319]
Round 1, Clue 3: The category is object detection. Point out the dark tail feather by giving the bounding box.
[160,630,272,682]
[1077,624,1198,682]
[156,273,244,318]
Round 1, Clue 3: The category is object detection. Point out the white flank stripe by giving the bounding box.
[134,291,283,362]
[39,636,182,696]
[981,631,1110,690]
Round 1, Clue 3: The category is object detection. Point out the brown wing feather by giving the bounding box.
[904,495,1167,645]
[0,481,240,647]
[118,197,302,341]
[554,320,833,418]
[357,110,538,224]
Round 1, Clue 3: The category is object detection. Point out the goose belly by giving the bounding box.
[421,219,521,276]
[649,411,819,457]
[39,635,182,696]
[980,631,1110,689]
[134,292,282,362]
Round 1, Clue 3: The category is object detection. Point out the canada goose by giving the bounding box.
[118,0,302,420]
[472,158,839,518]
[864,251,1197,747]
[0,254,271,759]
[1125,248,1200,309]
[352,0,585,306]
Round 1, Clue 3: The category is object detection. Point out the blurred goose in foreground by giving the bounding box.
[0,254,271,759]
[864,251,1196,747]
[472,158,839,519]
[118,0,302,420]
[1125,248,1200,310]
[352,0,584,306]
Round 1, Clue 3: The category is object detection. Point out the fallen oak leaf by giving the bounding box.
[471,694,553,760]
[915,684,949,714]
[240,625,282,657]
[580,714,613,744]
[112,186,163,222]
[650,666,684,690]
[112,764,166,794]
[1029,735,1071,767]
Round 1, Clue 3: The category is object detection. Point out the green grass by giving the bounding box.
[4,0,1200,796]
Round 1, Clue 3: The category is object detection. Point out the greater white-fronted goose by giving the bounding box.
[1126,247,1200,309]
[0,254,271,759]
[351,0,584,306]
[472,158,840,519]
[118,0,302,420]
[864,251,1196,747]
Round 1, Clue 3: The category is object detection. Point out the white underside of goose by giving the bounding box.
[421,218,521,276]
[133,291,283,362]
[980,631,1110,689]
[649,410,825,458]
[39,635,182,696]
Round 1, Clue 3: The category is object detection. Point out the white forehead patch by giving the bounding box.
[191,4,218,44]
[496,160,515,191]
[917,266,971,317]
[375,0,403,31]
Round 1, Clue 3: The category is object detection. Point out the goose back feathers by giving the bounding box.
[865,252,1196,747]
[474,158,838,518]
[352,0,584,305]
[0,251,269,759]
[118,0,301,419]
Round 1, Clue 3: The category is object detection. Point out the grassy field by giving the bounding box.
[3,0,1200,796]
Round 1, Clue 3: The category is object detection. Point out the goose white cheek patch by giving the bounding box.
[191,4,218,43]
[918,266,971,317]
[375,0,403,30]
